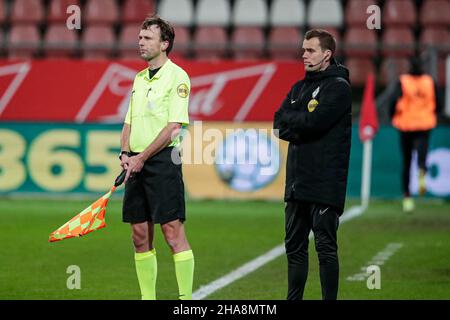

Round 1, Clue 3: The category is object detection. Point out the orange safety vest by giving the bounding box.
[392,74,437,131]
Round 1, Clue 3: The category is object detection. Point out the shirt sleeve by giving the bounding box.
[167,70,190,125]
[124,103,131,124]
[124,82,136,125]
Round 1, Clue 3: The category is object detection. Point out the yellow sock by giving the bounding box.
[173,249,194,300]
[134,249,157,300]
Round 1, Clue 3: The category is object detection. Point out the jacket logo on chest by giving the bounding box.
[308,86,320,112]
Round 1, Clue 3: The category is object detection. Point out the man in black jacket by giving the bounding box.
[273,29,352,300]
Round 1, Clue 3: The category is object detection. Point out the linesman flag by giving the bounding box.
[359,72,379,142]
[49,170,126,242]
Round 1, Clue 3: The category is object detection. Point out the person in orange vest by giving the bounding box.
[389,57,442,212]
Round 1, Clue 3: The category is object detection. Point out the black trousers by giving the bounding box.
[399,130,430,197]
[285,201,340,300]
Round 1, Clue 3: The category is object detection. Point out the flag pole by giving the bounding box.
[358,72,378,211]
[361,138,373,210]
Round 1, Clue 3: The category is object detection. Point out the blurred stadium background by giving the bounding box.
[0,0,449,300]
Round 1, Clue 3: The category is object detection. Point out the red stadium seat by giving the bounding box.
[193,26,228,60]
[419,27,450,55]
[345,58,375,86]
[8,25,41,59]
[11,0,44,24]
[81,26,115,59]
[0,28,5,55]
[379,57,410,85]
[122,0,156,23]
[0,0,6,24]
[420,0,450,27]
[231,27,265,60]
[345,0,379,26]
[382,0,416,27]
[381,28,415,57]
[48,0,80,23]
[267,27,301,61]
[84,0,119,25]
[44,24,78,58]
[0,28,4,52]
[344,27,378,58]
[118,24,140,59]
[170,26,191,59]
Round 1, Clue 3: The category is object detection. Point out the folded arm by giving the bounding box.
[280,80,351,133]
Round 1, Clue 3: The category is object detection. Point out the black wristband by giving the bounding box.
[119,151,130,160]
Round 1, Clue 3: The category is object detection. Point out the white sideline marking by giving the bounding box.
[193,205,366,300]
[346,242,404,281]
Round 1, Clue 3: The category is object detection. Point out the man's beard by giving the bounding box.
[141,51,158,61]
[141,53,153,61]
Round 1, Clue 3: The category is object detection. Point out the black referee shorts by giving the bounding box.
[122,147,186,225]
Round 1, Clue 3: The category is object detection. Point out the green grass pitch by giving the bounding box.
[0,197,449,299]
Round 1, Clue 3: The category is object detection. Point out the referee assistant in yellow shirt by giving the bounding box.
[120,15,193,300]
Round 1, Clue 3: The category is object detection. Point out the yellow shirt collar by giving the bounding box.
[144,59,172,81]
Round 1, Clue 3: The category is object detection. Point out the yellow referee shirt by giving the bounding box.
[125,59,190,152]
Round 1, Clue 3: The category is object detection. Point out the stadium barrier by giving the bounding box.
[0,59,300,122]
[0,59,448,199]
[0,123,449,199]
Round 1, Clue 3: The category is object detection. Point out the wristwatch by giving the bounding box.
[119,151,130,160]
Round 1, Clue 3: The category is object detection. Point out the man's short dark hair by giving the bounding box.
[141,15,175,55]
[304,29,336,56]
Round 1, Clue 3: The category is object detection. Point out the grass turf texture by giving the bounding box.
[0,198,449,299]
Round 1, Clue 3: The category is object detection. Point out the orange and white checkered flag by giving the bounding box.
[49,170,126,242]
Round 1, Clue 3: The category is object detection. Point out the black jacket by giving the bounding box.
[273,60,352,213]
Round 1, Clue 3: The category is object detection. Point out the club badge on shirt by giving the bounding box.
[308,86,320,112]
